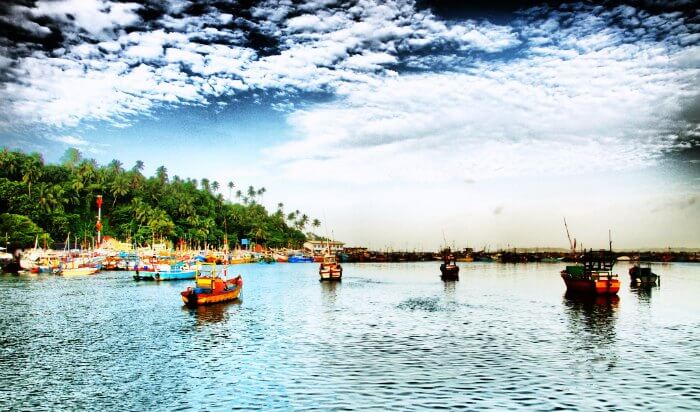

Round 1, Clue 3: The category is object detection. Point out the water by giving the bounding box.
[1,262,699,410]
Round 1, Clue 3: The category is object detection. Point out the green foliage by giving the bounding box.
[0,147,315,249]
[0,213,52,250]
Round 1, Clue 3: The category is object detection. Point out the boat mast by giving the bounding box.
[563,217,574,254]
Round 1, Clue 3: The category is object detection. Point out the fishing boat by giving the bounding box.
[180,263,243,307]
[58,267,99,276]
[288,254,313,263]
[134,262,195,281]
[319,252,342,281]
[439,248,459,281]
[629,263,659,285]
[560,249,620,295]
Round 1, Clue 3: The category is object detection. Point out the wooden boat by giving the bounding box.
[629,264,659,285]
[288,254,313,263]
[180,263,243,307]
[440,248,459,281]
[58,267,99,276]
[319,253,342,281]
[560,249,619,295]
[134,262,195,281]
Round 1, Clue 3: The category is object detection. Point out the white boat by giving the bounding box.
[59,267,99,276]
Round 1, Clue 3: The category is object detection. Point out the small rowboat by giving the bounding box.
[180,263,243,307]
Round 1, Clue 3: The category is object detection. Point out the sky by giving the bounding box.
[0,0,698,250]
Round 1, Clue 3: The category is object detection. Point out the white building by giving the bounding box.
[304,240,344,254]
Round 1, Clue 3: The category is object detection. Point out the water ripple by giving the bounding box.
[0,263,699,410]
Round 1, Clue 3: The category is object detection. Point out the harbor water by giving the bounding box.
[1,262,699,410]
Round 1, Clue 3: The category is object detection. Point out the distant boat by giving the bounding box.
[560,249,619,295]
[288,254,313,263]
[616,255,631,261]
[629,264,659,285]
[134,262,195,281]
[440,248,459,281]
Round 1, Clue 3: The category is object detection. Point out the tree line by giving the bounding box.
[0,148,321,251]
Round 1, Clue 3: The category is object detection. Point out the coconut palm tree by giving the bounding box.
[22,160,42,196]
[110,174,129,207]
[227,181,234,201]
[108,159,123,173]
[155,165,168,184]
[312,218,321,229]
[132,160,144,173]
[212,181,220,193]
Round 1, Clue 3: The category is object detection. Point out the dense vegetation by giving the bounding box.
[0,148,321,251]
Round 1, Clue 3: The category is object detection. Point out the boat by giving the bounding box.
[439,248,459,281]
[319,252,342,281]
[58,267,99,276]
[288,254,314,263]
[629,263,659,285]
[560,249,620,295]
[134,262,195,281]
[180,263,243,307]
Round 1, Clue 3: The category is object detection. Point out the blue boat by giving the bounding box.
[134,262,196,281]
[288,255,314,263]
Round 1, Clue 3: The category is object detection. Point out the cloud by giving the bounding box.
[0,0,697,188]
[47,135,89,146]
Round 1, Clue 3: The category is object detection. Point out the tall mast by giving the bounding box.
[563,217,574,254]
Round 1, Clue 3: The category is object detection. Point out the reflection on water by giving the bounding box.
[630,283,657,305]
[563,292,619,372]
[185,300,241,325]
[1,263,699,410]
[319,280,339,307]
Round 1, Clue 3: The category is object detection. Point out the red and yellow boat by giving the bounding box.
[180,263,243,307]
[561,249,619,295]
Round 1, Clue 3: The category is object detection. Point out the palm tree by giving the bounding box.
[35,184,58,214]
[312,218,321,229]
[110,175,129,206]
[108,159,123,173]
[277,202,284,211]
[227,181,234,201]
[22,160,42,196]
[247,185,256,199]
[155,165,168,184]
[201,178,210,193]
[61,148,82,169]
[212,181,220,193]
[132,160,145,173]
[235,190,242,200]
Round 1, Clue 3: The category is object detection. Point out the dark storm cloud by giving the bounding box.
[0,0,698,182]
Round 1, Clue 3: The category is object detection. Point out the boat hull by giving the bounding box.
[561,273,620,295]
[288,256,314,263]
[440,265,459,281]
[134,270,196,281]
[60,267,99,276]
[181,285,241,307]
[319,266,342,281]
[629,267,659,285]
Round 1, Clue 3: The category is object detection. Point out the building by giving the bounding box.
[303,240,345,254]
